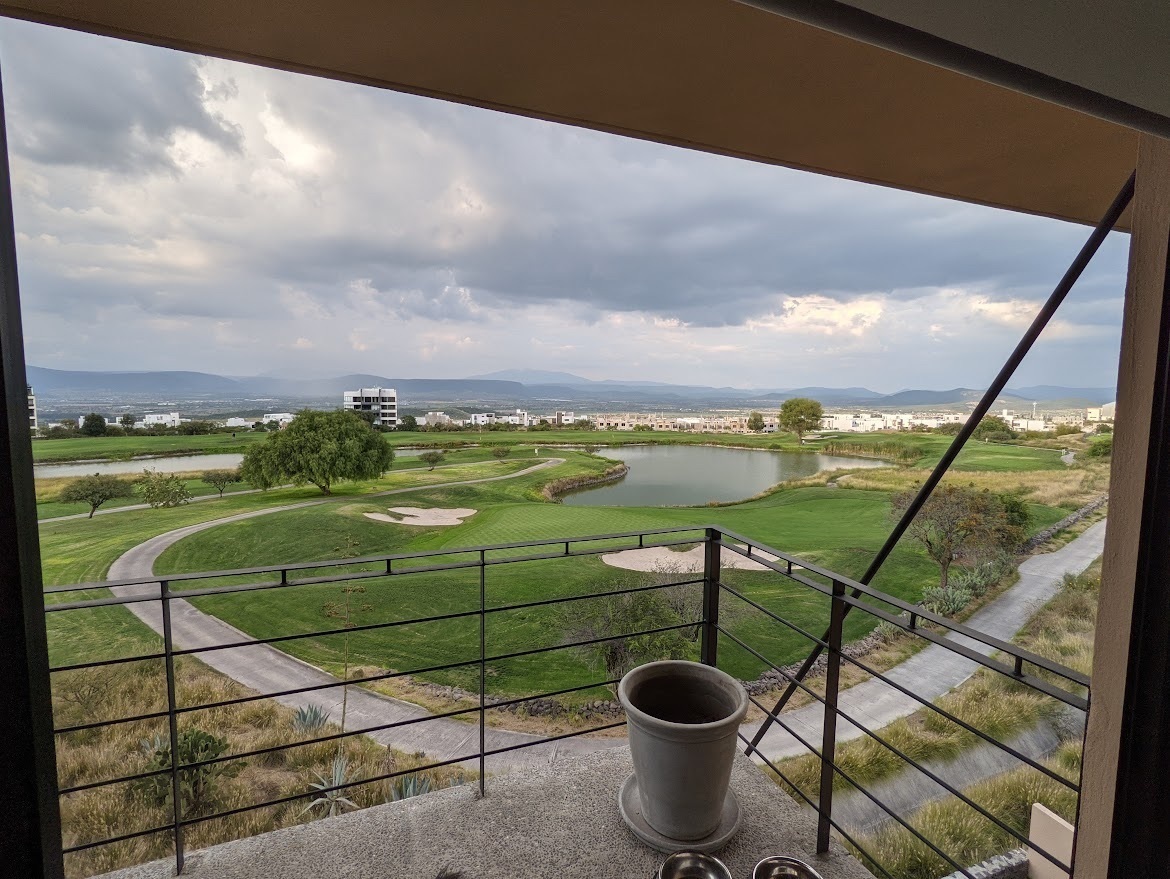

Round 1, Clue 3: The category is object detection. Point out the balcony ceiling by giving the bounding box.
[0,0,1150,228]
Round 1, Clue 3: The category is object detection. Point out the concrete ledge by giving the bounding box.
[99,748,874,879]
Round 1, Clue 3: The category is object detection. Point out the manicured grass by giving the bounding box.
[806,432,1068,471]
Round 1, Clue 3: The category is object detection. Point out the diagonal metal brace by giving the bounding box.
[748,169,1135,753]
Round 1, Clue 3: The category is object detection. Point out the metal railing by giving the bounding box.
[44,525,1088,878]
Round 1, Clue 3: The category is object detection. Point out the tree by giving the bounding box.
[747,411,765,432]
[891,485,1008,590]
[138,469,193,508]
[80,413,107,437]
[240,410,393,494]
[59,473,135,518]
[419,451,445,471]
[491,446,511,462]
[201,469,242,498]
[119,414,136,431]
[972,414,1015,441]
[778,397,823,442]
[398,414,418,431]
[1096,422,1113,434]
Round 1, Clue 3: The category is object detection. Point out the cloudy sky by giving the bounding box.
[0,19,1131,392]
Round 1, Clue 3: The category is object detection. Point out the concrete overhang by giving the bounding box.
[0,1,1158,228]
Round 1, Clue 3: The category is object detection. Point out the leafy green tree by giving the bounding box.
[119,414,136,431]
[891,485,1008,590]
[398,414,418,431]
[80,413,107,437]
[972,414,1016,441]
[138,469,194,508]
[778,397,823,442]
[59,473,136,518]
[995,491,1033,550]
[240,410,393,494]
[200,468,242,498]
[419,450,445,471]
[491,446,511,462]
[747,411,765,432]
[1096,422,1113,434]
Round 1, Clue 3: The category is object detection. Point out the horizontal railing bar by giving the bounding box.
[481,720,628,759]
[50,651,167,673]
[482,678,622,712]
[718,533,1089,686]
[58,763,173,796]
[737,732,898,879]
[484,578,704,616]
[720,625,1078,794]
[61,822,173,856]
[718,582,830,648]
[177,753,480,829]
[44,540,702,614]
[55,707,170,736]
[485,621,700,665]
[46,527,712,594]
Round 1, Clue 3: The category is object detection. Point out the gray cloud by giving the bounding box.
[1,19,1130,389]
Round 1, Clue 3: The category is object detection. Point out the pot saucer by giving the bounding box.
[618,773,741,854]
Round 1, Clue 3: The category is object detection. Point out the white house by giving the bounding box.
[261,413,296,426]
[342,388,398,429]
[221,417,253,429]
[142,412,182,428]
[423,411,451,427]
[469,412,496,427]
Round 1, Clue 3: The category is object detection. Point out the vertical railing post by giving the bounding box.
[701,528,721,667]
[478,549,486,797]
[159,581,185,874]
[817,579,846,853]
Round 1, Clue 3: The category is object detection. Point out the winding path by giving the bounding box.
[103,471,1107,771]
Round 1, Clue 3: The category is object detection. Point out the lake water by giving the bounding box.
[561,445,887,507]
[35,448,425,478]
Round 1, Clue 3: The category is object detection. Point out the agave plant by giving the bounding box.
[300,755,358,818]
[292,703,331,735]
[387,772,433,802]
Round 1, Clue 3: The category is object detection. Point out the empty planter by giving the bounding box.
[619,660,749,850]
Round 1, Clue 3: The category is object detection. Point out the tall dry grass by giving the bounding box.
[53,656,471,878]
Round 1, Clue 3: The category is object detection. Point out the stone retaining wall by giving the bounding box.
[1022,493,1108,552]
[939,848,1028,879]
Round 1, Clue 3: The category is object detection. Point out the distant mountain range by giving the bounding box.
[25,365,1116,410]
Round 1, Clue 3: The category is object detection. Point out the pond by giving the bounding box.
[34,447,427,479]
[561,445,887,507]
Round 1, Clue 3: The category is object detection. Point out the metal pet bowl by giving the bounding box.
[656,851,733,879]
[752,856,825,879]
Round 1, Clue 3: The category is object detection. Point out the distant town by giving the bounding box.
[27,382,1117,438]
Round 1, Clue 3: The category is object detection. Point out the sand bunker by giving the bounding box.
[364,507,477,526]
[601,544,780,573]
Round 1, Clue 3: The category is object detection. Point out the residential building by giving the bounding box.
[469,412,496,427]
[26,385,35,432]
[221,417,253,429]
[342,388,398,429]
[261,412,296,426]
[422,411,451,427]
[142,412,182,428]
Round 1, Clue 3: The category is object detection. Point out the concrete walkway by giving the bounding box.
[105,458,625,773]
[740,519,1106,763]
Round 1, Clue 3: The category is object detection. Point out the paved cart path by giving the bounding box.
[741,519,1107,763]
[105,458,626,773]
[104,482,1105,772]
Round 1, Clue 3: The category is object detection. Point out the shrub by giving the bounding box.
[136,728,240,816]
[137,469,193,508]
[919,585,972,617]
[949,554,1015,597]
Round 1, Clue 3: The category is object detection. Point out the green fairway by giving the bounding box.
[40,436,1078,701]
[808,432,1068,471]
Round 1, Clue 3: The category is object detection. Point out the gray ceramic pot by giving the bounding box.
[619,660,749,841]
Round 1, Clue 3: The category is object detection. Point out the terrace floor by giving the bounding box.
[98,748,875,879]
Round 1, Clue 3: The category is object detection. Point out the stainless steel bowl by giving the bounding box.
[752,855,825,879]
[656,851,733,879]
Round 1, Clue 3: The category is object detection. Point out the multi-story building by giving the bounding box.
[342,388,397,429]
[423,411,450,427]
[26,385,35,432]
[261,412,296,426]
[469,412,496,427]
[142,412,183,428]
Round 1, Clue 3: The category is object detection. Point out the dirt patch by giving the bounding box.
[364,506,477,526]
